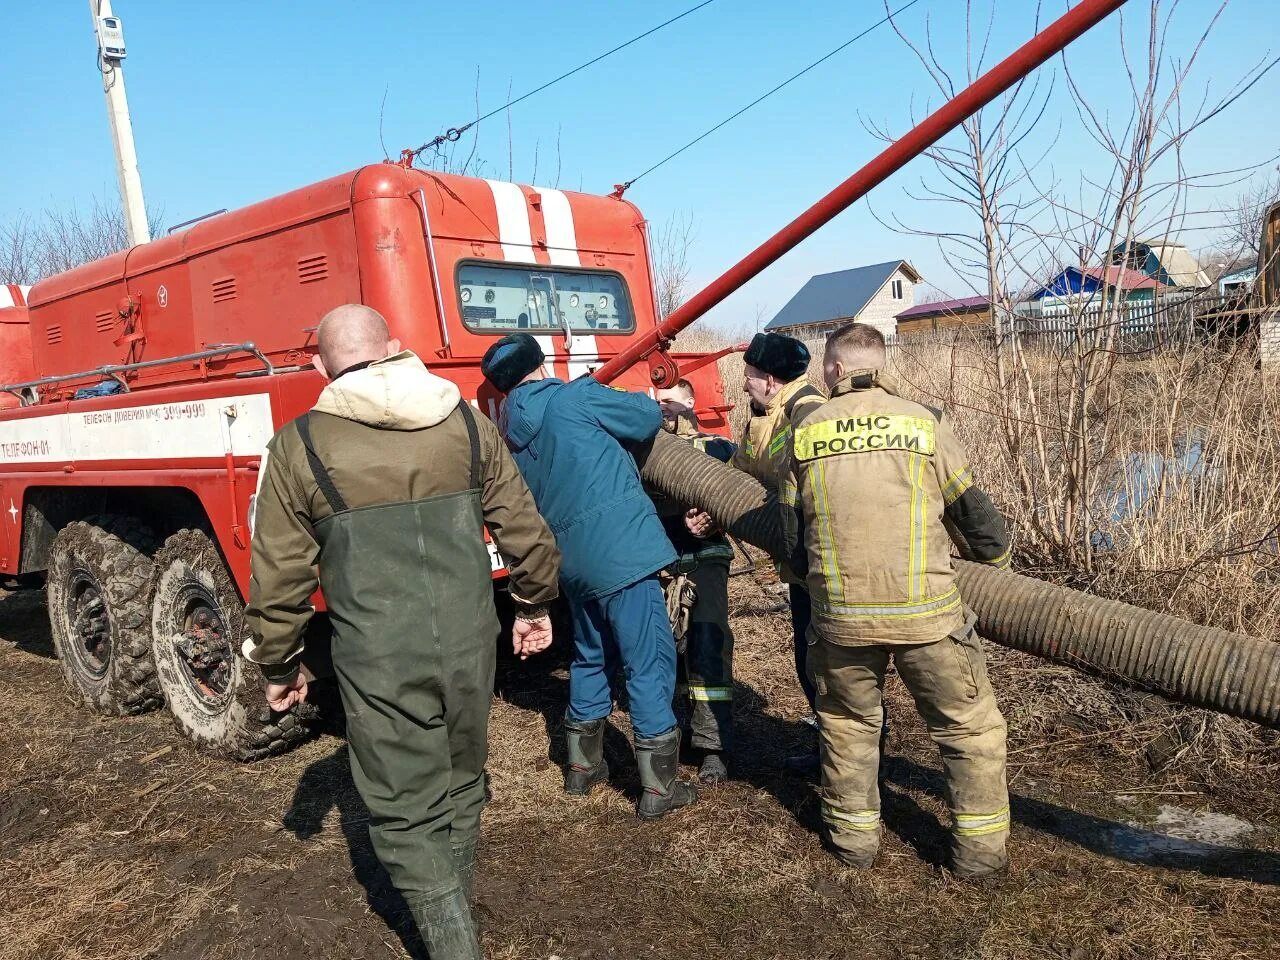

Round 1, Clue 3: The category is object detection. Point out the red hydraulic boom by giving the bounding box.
[594,0,1130,388]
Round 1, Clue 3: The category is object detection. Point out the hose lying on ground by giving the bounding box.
[637,430,1280,729]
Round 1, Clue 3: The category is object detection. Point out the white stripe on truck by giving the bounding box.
[540,188,599,380]
[0,393,274,465]
[484,179,555,377]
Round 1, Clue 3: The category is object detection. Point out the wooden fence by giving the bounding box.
[878,294,1258,355]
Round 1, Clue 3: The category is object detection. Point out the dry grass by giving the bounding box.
[4,576,1280,960]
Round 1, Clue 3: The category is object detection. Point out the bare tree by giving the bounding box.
[1,198,165,285]
[1222,173,1279,259]
[916,285,955,305]
[650,211,696,319]
[885,0,1279,579]
[1196,245,1253,282]
[867,0,1057,346]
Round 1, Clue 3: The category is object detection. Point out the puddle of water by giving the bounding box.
[1092,440,1207,549]
[1103,803,1255,864]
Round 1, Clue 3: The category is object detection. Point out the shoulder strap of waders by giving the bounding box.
[456,400,482,490]
[784,385,823,422]
[293,413,349,514]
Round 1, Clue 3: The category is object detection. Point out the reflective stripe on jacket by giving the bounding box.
[781,372,1010,645]
[731,378,825,492]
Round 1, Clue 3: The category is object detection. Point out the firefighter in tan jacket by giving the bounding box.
[731,333,824,726]
[780,322,1011,878]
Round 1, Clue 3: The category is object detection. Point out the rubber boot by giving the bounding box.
[564,715,610,795]
[951,833,1009,880]
[698,750,729,784]
[407,886,483,960]
[830,843,879,870]
[635,727,699,820]
[783,747,821,779]
[451,837,477,901]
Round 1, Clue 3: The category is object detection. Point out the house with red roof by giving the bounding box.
[1019,265,1163,317]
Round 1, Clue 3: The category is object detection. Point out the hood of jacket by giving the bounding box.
[313,350,461,430]
[500,377,564,452]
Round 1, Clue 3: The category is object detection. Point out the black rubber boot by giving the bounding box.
[564,715,610,795]
[407,886,483,960]
[783,747,820,779]
[451,837,477,901]
[635,727,699,820]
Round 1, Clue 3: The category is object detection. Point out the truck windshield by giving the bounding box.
[456,262,635,335]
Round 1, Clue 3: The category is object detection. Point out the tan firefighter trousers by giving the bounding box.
[808,622,1009,871]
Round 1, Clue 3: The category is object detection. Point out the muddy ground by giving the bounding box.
[2,574,1279,960]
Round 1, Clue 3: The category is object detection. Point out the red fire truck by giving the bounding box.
[0,164,730,759]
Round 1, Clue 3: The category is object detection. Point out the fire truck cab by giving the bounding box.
[0,164,729,758]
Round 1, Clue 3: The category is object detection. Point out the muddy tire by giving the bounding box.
[150,529,315,761]
[46,516,162,715]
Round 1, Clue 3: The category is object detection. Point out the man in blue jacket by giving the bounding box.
[481,334,698,820]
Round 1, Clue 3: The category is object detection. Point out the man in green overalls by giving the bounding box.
[244,305,561,959]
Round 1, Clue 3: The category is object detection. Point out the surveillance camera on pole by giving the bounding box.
[91,1,150,246]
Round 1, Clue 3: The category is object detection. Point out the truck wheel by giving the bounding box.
[46,516,163,715]
[150,529,315,761]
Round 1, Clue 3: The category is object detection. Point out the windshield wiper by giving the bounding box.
[530,275,574,349]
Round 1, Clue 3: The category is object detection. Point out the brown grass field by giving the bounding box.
[2,566,1279,960]
[4,326,1280,958]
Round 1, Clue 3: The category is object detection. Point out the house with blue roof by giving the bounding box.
[764,260,923,339]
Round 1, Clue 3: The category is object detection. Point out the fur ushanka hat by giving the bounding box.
[481,334,545,393]
[743,332,811,382]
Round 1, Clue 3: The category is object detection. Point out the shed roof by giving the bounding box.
[895,295,989,321]
[1220,265,1258,283]
[765,260,921,331]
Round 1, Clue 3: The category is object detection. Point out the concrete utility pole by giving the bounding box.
[90,0,150,246]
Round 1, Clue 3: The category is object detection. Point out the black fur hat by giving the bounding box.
[743,332,810,382]
[481,333,545,393]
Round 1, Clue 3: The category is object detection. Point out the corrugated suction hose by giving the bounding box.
[637,430,1280,728]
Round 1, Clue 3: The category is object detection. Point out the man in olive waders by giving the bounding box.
[481,333,699,820]
[244,305,562,958]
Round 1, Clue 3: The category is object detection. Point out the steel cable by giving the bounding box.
[613,0,925,195]
[407,0,718,163]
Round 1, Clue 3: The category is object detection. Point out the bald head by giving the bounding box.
[312,304,400,379]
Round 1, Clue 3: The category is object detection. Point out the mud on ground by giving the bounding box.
[2,575,1279,960]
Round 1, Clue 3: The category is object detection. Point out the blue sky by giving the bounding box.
[4,1,1276,329]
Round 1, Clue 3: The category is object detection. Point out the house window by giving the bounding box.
[891,279,904,300]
